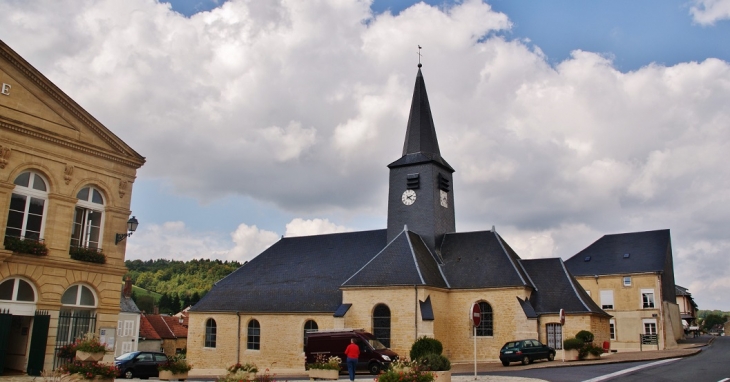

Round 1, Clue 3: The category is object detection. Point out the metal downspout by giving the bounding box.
[414,285,418,341]
[237,312,241,364]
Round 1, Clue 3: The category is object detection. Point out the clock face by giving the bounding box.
[402,189,416,205]
[440,190,448,208]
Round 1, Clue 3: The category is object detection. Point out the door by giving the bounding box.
[0,309,12,374]
[27,311,50,376]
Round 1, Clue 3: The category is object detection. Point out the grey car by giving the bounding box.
[115,351,168,379]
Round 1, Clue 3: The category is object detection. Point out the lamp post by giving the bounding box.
[115,216,139,245]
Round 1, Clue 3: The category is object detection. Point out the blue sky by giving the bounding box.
[2,0,729,310]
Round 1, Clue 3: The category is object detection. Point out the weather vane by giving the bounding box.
[417,45,423,67]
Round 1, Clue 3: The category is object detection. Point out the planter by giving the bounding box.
[75,351,105,362]
[563,349,579,361]
[392,367,412,373]
[432,371,451,382]
[159,370,188,381]
[583,352,601,360]
[308,369,339,380]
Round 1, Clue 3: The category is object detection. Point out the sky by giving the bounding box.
[1,0,729,310]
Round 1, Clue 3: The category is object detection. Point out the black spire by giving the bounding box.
[402,67,440,156]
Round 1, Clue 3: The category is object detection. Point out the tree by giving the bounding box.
[702,313,727,331]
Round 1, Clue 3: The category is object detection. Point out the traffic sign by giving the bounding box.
[559,309,565,325]
[471,303,481,327]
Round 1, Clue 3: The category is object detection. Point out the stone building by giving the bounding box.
[565,229,683,351]
[0,40,144,374]
[187,65,610,375]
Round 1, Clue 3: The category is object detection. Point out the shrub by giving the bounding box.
[376,369,434,382]
[306,355,341,370]
[4,236,48,256]
[69,246,106,264]
[409,336,443,360]
[575,330,594,343]
[563,338,585,351]
[417,353,450,371]
[59,361,118,379]
[227,362,258,374]
[159,355,192,374]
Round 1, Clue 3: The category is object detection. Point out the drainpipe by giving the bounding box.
[657,273,665,349]
[237,312,241,364]
[414,285,418,341]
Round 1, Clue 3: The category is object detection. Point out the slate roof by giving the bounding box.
[389,68,453,172]
[191,230,388,313]
[120,294,141,314]
[564,229,671,276]
[343,230,447,288]
[520,258,608,316]
[440,230,533,289]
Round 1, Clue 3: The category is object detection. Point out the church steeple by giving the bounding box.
[386,65,456,253]
[402,67,440,156]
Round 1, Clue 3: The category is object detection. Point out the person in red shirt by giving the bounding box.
[344,338,360,381]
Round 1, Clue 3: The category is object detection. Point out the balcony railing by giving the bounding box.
[3,235,48,256]
[69,245,106,264]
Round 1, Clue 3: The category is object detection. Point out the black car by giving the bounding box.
[499,339,556,366]
[115,351,169,379]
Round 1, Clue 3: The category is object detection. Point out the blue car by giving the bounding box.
[115,351,169,379]
[499,339,556,366]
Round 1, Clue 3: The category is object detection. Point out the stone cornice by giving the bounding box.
[0,116,144,169]
[4,253,129,276]
[0,40,145,168]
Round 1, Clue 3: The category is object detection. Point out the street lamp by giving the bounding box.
[115,216,139,245]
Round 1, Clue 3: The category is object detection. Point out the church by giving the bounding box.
[187,65,610,374]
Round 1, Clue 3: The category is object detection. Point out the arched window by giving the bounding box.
[373,304,391,347]
[58,284,97,343]
[205,318,217,348]
[303,320,318,349]
[247,319,260,350]
[71,186,105,249]
[0,278,36,302]
[5,171,48,241]
[476,301,493,336]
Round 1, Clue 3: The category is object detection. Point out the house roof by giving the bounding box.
[564,229,671,276]
[143,314,188,339]
[191,230,389,313]
[120,295,141,314]
[139,316,162,340]
[520,258,608,317]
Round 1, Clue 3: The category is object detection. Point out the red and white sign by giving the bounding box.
[471,303,481,327]
[559,309,565,325]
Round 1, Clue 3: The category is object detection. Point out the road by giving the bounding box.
[477,335,729,382]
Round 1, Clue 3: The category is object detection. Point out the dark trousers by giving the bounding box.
[346,357,357,381]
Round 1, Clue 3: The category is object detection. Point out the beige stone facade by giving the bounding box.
[189,286,609,375]
[575,273,681,351]
[0,40,143,374]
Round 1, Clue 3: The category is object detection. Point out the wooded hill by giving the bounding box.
[125,258,242,314]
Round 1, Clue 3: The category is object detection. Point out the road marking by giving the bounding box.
[582,358,681,382]
[717,378,729,382]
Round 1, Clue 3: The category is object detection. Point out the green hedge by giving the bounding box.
[69,246,106,264]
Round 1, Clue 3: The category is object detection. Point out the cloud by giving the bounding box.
[690,0,730,25]
[2,0,730,310]
[285,218,353,237]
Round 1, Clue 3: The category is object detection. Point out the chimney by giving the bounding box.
[123,276,132,298]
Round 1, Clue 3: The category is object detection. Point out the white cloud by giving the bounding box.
[690,0,730,25]
[228,223,280,262]
[285,218,353,237]
[2,0,730,310]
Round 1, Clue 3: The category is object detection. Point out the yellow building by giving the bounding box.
[0,40,144,374]
[187,66,610,376]
[565,230,683,351]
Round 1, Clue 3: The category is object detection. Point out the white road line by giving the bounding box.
[717,378,729,382]
[582,358,681,382]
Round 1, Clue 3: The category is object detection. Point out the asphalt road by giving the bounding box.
[478,336,728,382]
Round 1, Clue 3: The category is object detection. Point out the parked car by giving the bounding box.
[499,339,556,366]
[115,351,169,379]
[305,329,398,375]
